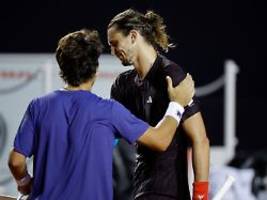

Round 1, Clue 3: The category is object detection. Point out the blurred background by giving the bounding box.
[0,0,266,199]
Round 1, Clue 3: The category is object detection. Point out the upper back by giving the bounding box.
[28,90,115,199]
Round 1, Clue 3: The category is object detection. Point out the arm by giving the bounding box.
[8,150,28,180]
[183,112,210,200]
[163,64,210,198]
[112,74,194,152]
[138,115,179,151]
[183,112,210,181]
[8,100,36,195]
[8,150,32,195]
[137,75,194,151]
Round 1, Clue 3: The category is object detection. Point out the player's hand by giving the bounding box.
[17,177,32,195]
[166,74,195,107]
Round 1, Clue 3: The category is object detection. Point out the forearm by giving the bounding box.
[139,116,178,151]
[8,150,33,195]
[153,116,179,149]
[138,102,184,151]
[191,139,210,200]
[192,137,210,181]
[182,112,210,181]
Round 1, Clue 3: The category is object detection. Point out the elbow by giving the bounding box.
[154,141,170,152]
[203,137,210,147]
[140,141,170,152]
[8,151,25,169]
[193,136,210,148]
[8,158,17,170]
[8,157,20,170]
[156,146,167,152]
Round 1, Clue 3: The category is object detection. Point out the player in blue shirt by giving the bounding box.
[8,29,194,200]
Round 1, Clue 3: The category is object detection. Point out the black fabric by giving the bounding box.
[111,54,201,199]
[135,193,177,200]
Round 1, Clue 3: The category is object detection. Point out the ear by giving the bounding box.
[129,30,138,44]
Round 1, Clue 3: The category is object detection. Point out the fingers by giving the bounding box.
[186,74,194,97]
[181,73,195,100]
[185,73,194,89]
[182,73,192,85]
[188,74,194,88]
[166,73,195,95]
[190,84,195,98]
[166,76,173,91]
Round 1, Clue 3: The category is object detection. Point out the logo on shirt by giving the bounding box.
[146,96,153,104]
[197,194,204,200]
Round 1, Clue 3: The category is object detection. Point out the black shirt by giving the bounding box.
[111,55,200,199]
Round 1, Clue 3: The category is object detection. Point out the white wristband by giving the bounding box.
[165,102,185,125]
[16,173,31,187]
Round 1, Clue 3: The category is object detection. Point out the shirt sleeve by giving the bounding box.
[163,64,201,122]
[111,101,149,144]
[111,75,125,103]
[14,100,36,157]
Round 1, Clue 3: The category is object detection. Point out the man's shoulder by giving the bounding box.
[159,55,182,71]
[158,55,186,86]
[115,69,136,82]
[29,91,63,107]
[111,69,136,100]
[112,69,136,90]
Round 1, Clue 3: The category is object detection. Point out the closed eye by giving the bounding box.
[109,40,118,48]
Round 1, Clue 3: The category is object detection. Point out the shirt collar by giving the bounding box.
[134,54,162,85]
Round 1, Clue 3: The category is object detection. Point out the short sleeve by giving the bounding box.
[111,83,121,102]
[182,96,201,122]
[14,100,36,157]
[111,74,125,103]
[163,64,201,122]
[163,64,187,87]
[111,101,149,144]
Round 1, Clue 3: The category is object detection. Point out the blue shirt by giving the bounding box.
[14,90,149,200]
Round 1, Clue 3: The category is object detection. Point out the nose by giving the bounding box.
[110,46,115,56]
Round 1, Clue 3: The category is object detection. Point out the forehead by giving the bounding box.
[107,27,126,43]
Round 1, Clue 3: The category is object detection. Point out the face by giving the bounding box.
[107,26,136,66]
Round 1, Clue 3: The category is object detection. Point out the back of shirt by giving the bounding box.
[14,90,148,200]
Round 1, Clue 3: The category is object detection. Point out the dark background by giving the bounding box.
[1,0,266,154]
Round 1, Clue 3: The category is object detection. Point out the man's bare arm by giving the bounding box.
[183,112,210,181]
[8,150,32,195]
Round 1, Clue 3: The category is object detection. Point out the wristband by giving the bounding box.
[16,173,31,187]
[164,102,185,125]
[193,181,209,200]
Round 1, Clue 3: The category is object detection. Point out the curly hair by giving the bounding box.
[56,29,104,86]
[108,9,173,52]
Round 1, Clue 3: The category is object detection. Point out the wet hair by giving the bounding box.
[56,29,103,86]
[108,9,173,52]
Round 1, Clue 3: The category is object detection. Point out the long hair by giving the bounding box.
[108,9,173,52]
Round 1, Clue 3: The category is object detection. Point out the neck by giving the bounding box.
[133,45,157,79]
[64,80,94,91]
